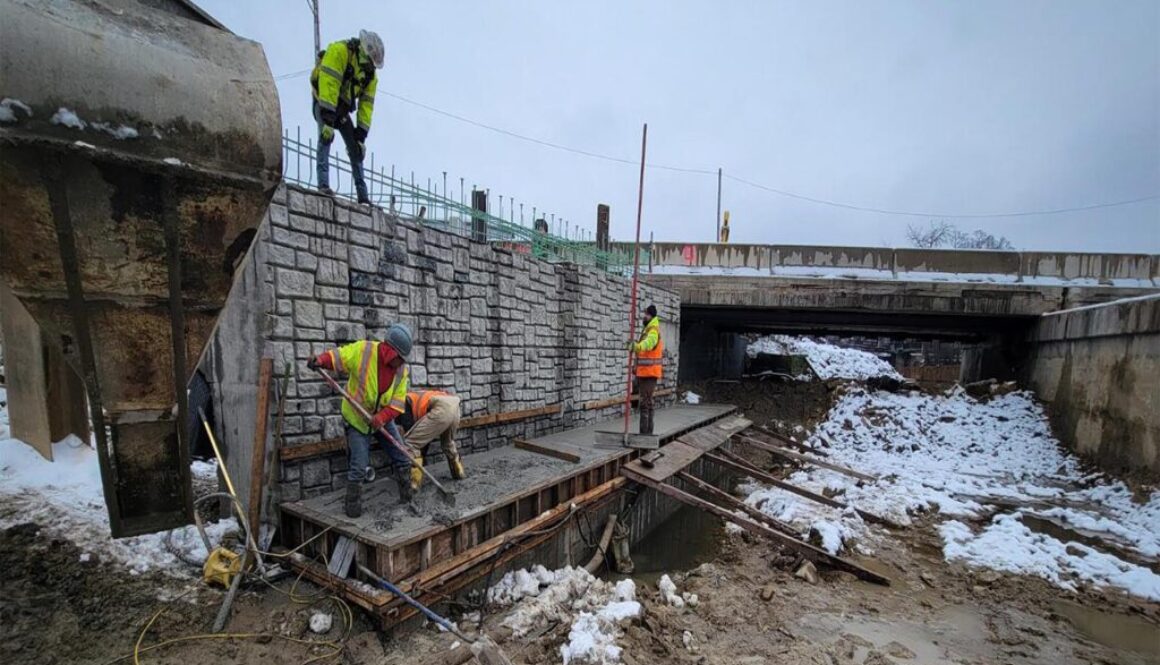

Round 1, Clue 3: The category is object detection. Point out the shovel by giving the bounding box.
[315,368,455,505]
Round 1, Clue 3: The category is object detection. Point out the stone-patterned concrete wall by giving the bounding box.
[206,185,679,503]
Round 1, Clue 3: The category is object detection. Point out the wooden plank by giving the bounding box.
[247,358,273,534]
[678,415,752,452]
[734,433,877,482]
[754,427,829,457]
[460,404,562,429]
[398,477,628,594]
[286,554,394,610]
[623,469,889,586]
[622,441,704,483]
[582,388,675,410]
[707,450,901,529]
[280,437,345,461]
[675,471,797,536]
[514,438,581,463]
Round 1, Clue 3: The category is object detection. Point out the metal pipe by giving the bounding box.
[623,123,648,436]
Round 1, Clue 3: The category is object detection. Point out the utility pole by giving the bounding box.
[716,167,722,242]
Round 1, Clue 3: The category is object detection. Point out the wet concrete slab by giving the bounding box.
[283,404,735,545]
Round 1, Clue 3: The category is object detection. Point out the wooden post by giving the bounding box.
[247,358,274,533]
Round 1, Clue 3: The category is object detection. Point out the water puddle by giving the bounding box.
[1053,600,1160,656]
[605,503,724,587]
[794,607,992,665]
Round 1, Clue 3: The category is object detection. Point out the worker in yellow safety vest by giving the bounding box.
[397,389,467,493]
[629,304,664,435]
[308,323,415,517]
[311,29,385,205]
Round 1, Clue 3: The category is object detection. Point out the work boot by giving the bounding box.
[319,185,336,197]
[357,194,372,206]
[447,453,467,480]
[409,462,424,494]
[343,482,362,518]
[394,466,414,503]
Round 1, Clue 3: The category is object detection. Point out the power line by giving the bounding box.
[277,69,1160,218]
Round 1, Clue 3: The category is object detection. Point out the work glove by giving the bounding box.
[627,340,637,352]
[369,409,391,432]
[306,357,320,370]
[353,126,368,143]
[319,108,338,126]
[320,125,335,142]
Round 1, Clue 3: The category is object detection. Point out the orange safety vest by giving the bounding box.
[634,316,663,379]
[408,389,448,420]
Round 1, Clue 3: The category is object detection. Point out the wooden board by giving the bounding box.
[582,388,675,410]
[734,433,876,482]
[514,438,581,463]
[679,415,752,451]
[621,441,704,483]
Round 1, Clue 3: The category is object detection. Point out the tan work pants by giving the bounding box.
[406,395,461,460]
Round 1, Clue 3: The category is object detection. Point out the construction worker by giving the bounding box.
[397,389,467,492]
[307,323,415,517]
[629,304,664,435]
[311,29,385,205]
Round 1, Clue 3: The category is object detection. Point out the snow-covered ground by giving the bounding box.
[738,385,1160,601]
[0,402,233,576]
[747,335,903,382]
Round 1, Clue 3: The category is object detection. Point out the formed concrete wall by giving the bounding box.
[1023,294,1160,474]
[636,241,1158,286]
[205,185,680,504]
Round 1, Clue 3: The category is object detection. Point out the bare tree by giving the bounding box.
[906,221,1014,250]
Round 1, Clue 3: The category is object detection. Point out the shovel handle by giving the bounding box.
[314,367,453,497]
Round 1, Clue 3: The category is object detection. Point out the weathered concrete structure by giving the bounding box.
[202,185,679,512]
[1022,295,1160,474]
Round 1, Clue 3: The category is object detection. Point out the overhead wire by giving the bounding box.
[275,67,1158,219]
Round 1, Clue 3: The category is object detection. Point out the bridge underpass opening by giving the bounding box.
[677,305,1037,384]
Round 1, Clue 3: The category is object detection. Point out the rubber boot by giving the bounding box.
[343,482,362,518]
[447,453,467,480]
[409,461,424,495]
[394,466,414,503]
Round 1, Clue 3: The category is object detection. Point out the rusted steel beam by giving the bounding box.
[623,469,889,586]
[734,433,876,482]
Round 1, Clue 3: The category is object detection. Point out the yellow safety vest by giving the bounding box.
[311,39,378,132]
[634,316,664,379]
[327,341,408,433]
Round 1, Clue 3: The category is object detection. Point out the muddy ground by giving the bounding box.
[3,379,1158,664]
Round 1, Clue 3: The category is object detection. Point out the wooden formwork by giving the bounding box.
[278,407,741,627]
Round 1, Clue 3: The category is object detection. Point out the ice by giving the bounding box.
[747,335,903,382]
[50,107,86,129]
[657,574,685,607]
[0,98,32,123]
[489,565,640,663]
[733,385,1160,600]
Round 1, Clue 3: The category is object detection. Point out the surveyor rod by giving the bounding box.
[314,368,454,499]
[623,123,648,437]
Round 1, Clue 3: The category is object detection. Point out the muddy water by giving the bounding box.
[1053,600,1160,656]
[606,503,725,586]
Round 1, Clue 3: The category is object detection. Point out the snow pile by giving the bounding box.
[746,335,902,382]
[0,98,32,123]
[683,391,701,405]
[0,435,236,576]
[487,566,640,664]
[91,121,139,140]
[656,573,698,607]
[50,107,86,130]
[737,386,1160,600]
[309,611,333,634]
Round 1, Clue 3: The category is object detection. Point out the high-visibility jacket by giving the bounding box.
[324,341,408,433]
[633,316,664,379]
[311,38,378,133]
[408,389,450,421]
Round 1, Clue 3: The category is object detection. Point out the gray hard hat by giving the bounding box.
[384,323,412,358]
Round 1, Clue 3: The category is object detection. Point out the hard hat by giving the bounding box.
[359,29,386,69]
[385,323,412,359]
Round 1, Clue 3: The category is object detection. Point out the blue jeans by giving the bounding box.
[313,104,369,203]
[346,420,409,482]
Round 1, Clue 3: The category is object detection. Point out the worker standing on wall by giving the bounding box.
[629,304,664,435]
[311,29,385,205]
[397,389,467,495]
[307,323,415,517]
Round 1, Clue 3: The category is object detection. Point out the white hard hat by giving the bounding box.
[359,29,385,69]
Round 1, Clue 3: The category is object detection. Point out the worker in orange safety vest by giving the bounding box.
[397,389,467,493]
[629,304,664,435]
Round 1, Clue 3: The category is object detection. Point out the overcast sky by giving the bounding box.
[201,0,1159,252]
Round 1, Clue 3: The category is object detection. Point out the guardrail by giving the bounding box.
[282,130,642,274]
[614,242,1159,286]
